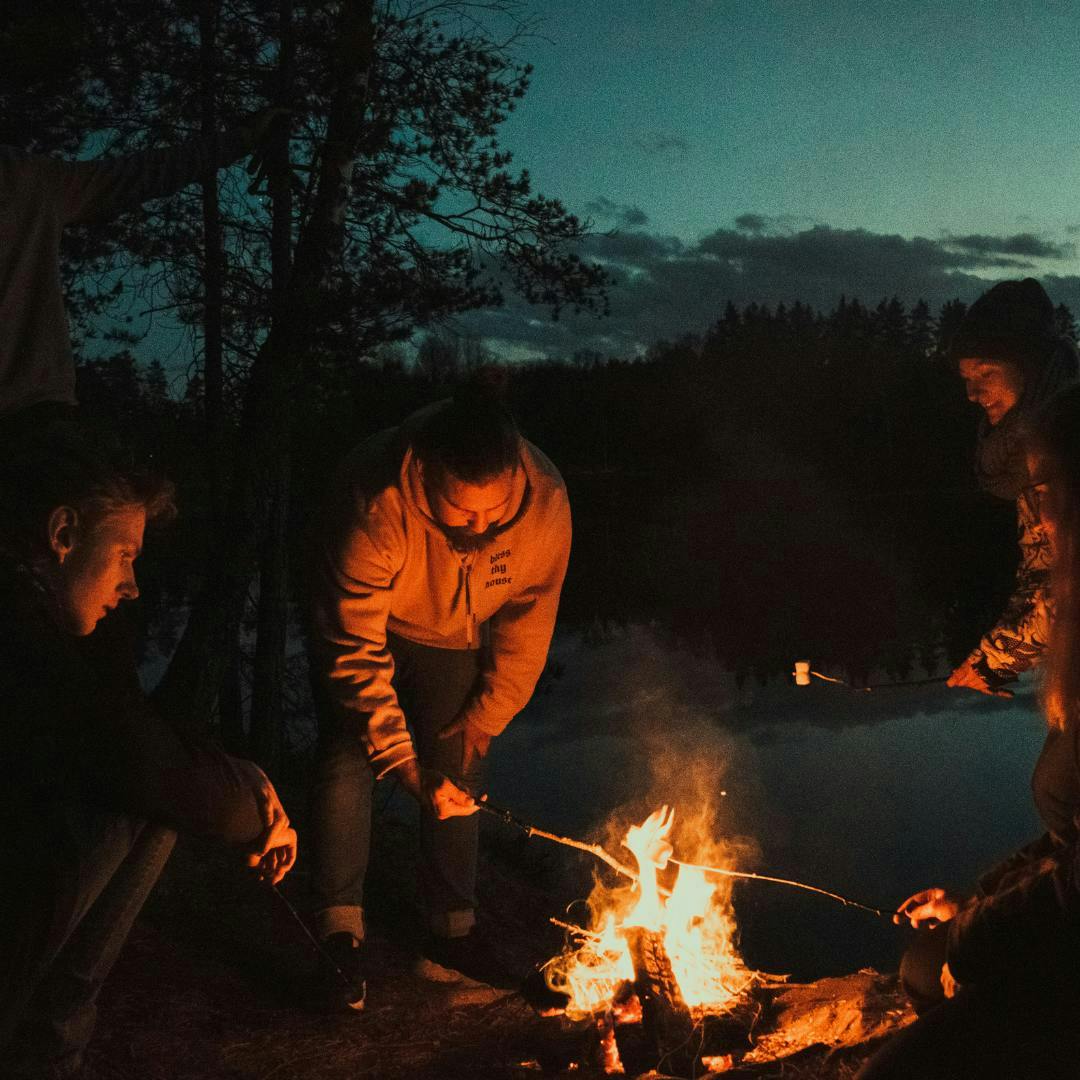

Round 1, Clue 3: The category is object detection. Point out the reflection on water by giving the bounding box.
[488,626,1047,979]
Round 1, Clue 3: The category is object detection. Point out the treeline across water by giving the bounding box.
[79,292,1070,701]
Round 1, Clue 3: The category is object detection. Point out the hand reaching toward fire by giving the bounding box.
[894,887,961,928]
[946,656,1014,698]
[394,759,477,820]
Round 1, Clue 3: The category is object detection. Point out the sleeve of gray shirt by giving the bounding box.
[50,126,252,225]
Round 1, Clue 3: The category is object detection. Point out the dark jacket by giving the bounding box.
[0,558,263,843]
[946,725,1080,984]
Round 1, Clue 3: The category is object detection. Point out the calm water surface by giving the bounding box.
[487,628,1048,979]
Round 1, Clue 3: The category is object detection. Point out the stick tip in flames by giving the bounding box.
[624,804,675,871]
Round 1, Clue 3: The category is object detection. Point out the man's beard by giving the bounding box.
[441,523,501,554]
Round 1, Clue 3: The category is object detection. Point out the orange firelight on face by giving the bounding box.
[957,357,1024,427]
[48,505,145,636]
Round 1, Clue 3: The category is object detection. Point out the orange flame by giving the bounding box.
[545,805,752,1020]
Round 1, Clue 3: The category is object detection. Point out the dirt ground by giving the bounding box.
[44,801,896,1080]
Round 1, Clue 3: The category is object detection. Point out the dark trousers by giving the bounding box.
[858,927,1080,1080]
[309,634,484,940]
[1,803,175,1069]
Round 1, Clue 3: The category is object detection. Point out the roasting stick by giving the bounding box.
[476,800,892,920]
[668,859,889,918]
[793,659,947,693]
[476,800,640,882]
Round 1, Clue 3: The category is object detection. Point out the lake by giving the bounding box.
[486,625,1048,980]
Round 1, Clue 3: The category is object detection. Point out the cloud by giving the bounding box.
[584,196,650,229]
[457,218,1080,360]
[633,131,691,159]
[942,232,1075,260]
[734,213,768,234]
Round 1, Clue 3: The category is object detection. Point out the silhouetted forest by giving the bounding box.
[79,291,1073,707]
[11,0,1069,771]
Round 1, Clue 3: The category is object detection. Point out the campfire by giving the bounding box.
[488,796,911,1076]
[537,806,760,1075]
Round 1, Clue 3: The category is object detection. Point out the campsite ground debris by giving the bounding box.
[37,793,908,1080]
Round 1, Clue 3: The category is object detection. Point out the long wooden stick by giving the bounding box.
[477,800,890,919]
[522,822,641,883]
[669,859,889,918]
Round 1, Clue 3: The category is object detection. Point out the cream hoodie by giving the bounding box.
[310,412,571,776]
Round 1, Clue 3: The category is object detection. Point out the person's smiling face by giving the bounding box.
[51,505,145,635]
[957,357,1024,426]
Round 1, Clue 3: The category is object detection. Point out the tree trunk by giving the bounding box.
[154,0,376,732]
[219,646,248,756]
[249,0,296,773]
[199,0,227,531]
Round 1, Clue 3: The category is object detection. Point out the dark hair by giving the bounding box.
[1032,383,1080,730]
[0,419,176,561]
[948,278,1059,372]
[411,369,521,485]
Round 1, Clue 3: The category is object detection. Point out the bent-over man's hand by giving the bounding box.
[395,759,477,820]
[438,715,492,773]
[894,887,961,929]
[946,657,1014,698]
[423,769,478,819]
[245,764,298,885]
[940,961,960,1000]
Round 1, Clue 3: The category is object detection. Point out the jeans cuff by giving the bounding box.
[430,909,475,938]
[316,905,364,942]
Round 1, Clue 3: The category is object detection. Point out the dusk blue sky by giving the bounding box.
[451,0,1080,358]
[103,2,1080,370]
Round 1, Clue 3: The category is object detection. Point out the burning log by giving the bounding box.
[620,925,700,1076]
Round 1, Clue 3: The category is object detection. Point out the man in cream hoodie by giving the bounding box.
[308,381,571,1007]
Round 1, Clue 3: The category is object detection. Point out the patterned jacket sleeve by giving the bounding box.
[969,487,1052,680]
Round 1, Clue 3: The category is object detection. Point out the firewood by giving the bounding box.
[622,926,702,1076]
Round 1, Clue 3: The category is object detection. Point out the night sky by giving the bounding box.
[102,2,1080,369]
[454,0,1080,358]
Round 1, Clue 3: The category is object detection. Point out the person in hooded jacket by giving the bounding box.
[307,377,571,1008]
[858,381,1080,1079]
[0,421,296,1079]
[946,278,1078,698]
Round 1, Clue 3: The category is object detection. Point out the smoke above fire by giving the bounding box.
[529,629,769,1022]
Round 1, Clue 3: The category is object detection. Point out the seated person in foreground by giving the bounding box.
[0,423,296,1079]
